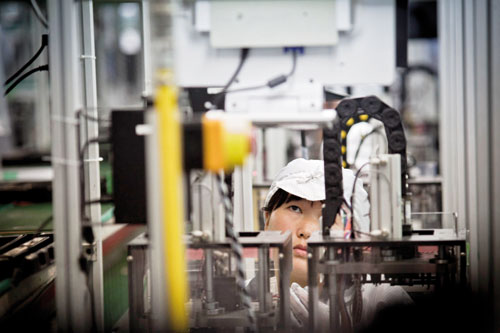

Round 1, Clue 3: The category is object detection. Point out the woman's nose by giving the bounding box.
[297,216,319,239]
[298,229,311,239]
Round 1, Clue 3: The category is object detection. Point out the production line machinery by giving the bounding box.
[122,95,468,332]
[306,232,466,331]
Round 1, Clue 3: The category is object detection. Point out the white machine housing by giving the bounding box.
[173,0,396,89]
[369,154,402,238]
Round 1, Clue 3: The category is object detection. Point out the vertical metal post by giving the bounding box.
[491,1,500,329]
[327,247,338,332]
[80,1,104,330]
[308,246,319,331]
[148,2,189,330]
[145,108,169,330]
[212,173,226,242]
[142,0,152,98]
[460,243,467,289]
[257,246,270,313]
[278,234,292,330]
[474,0,493,299]
[205,249,214,303]
[233,160,255,233]
[48,0,90,330]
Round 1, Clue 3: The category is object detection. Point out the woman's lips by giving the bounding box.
[293,245,308,258]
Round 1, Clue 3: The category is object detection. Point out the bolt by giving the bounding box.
[127,255,133,262]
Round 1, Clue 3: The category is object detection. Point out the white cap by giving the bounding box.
[264,158,370,232]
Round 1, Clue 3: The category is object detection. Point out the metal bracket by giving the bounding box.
[82,242,97,262]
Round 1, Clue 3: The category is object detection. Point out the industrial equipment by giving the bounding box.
[3,0,485,331]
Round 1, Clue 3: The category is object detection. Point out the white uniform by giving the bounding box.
[289,282,413,329]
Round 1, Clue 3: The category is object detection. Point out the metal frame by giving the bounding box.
[491,0,500,327]
[48,0,90,330]
[307,232,467,331]
[142,0,152,98]
[187,230,292,330]
[128,234,151,332]
[439,4,500,323]
[80,1,104,330]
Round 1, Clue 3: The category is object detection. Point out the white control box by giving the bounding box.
[369,154,402,238]
[210,0,338,48]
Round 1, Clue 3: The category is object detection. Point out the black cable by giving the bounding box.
[223,84,267,94]
[87,261,98,332]
[79,110,112,124]
[215,174,256,330]
[222,48,250,93]
[300,130,308,158]
[78,136,109,224]
[212,48,250,109]
[219,49,298,99]
[79,137,108,163]
[4,34,48,86]
[36,214,53,233]
[29,0,49,29]
[352,126,386,166]
[286,49,298,77]
[0,234,28,253]
[4,64,49,96]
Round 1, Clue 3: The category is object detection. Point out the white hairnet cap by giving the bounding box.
[264,158,370,232]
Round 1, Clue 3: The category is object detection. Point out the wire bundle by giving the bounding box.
[212,47,299,110]
[3,34,49,96]
[215,174,256,331]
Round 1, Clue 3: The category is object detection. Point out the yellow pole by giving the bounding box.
[155,82,188,331]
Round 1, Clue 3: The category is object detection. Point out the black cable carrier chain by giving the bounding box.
[322,95,407,235]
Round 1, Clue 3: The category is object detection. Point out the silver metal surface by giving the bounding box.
[205,249,215,303]
[462,0,480,293]
[439,0,500,306]
[128,234,151,332]
[142,0,152,97]
[308,247,320,331]
[205,110,337,129]
[233,161,254,233]
[278,233,292,330]
[257,246,270,314]
[319,261,438,275]
[187,231,292,330]
[80,1,104,330]
[144,108,169,330]
[474,0,492,299]
[327,248,338,332]
[308,231,467,329]
[492,0,500,327]
[48,0,90,330]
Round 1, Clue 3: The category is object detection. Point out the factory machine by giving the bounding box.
[0,0,469,331]
[120,1,467,332]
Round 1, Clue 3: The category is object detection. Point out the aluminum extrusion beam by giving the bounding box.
[80,0,104,330]
[48,0,90,330]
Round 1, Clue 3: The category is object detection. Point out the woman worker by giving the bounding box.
[262,158,412,329]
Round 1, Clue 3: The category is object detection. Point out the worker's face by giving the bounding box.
[265,199,322,287]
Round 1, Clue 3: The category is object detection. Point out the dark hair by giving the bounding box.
[263,188,302,213]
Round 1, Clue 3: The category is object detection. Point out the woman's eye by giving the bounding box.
[288,205,302,213]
